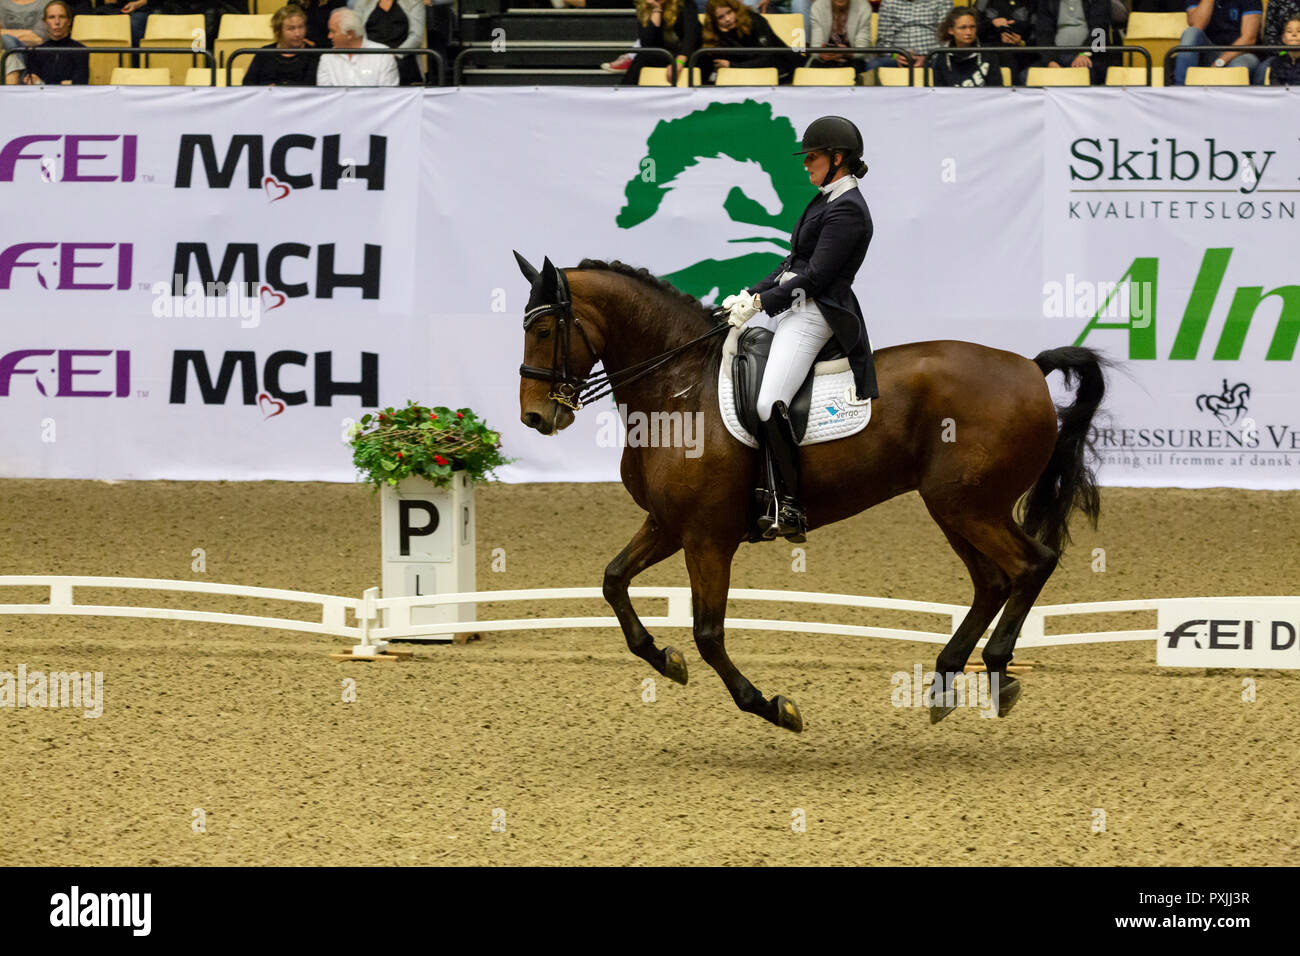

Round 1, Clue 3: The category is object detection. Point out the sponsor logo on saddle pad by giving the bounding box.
[1157,598,1300,669]
[825,401,864,420]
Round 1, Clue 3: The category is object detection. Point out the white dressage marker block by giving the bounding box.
[379,473,476,641]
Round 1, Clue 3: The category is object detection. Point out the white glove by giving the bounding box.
[725,290,759,328]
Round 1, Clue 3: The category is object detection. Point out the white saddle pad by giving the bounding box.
[717,326,871,449]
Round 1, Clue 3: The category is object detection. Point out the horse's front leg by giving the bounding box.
[684,536,803,733]
[602,515,688,684]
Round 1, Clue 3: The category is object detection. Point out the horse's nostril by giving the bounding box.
[522,411,542,429]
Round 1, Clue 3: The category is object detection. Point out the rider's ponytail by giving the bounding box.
[851,158,869,177]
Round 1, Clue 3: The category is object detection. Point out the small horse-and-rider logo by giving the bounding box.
[1195,380,1250,426]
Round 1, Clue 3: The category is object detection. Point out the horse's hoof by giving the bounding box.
[662,646,688,685]
[929,702,956,724]
[772,695,803,733]
[996,674,1022,716]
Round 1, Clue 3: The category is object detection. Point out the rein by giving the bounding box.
[519,268,731,410]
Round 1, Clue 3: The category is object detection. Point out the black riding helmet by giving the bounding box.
[793,115,867,186]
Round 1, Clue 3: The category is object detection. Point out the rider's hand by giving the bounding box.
[726,292,759,327]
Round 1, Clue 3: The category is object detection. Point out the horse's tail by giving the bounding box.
[1019,346,1109,555]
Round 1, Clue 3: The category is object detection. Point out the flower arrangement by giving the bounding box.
[349,401,512,490]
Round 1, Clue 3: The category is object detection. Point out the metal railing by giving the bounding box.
[1162,43,1287,84]
[688,45,912,86]
[926,44,1155,86]
[1,46,217,86]
[453,44,673,85]
[226,46,446,87]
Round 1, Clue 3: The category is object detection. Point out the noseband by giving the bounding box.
[519,268,731,412]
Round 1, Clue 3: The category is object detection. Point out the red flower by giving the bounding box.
[456,412,464,418]
[434,455,448,466]
[396,451,403,459]
[430,413,438,419]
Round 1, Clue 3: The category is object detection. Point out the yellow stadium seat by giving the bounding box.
[184,66,247,85]
[715,66,779,85]
[1001,66,1012,85]
[870,12,877,44]
[141,14,207,85]
[792,66,856,86]
[1123,12,1188,71]
[1026,66,1090,86]
[876,66,913,86]
[214,14,273,69]
[1185,65,1250,85]
[637,65,701,87]
[108,67,172,85]
[1105,65,1164,86]
[763,13,805,50]
[252,0,283,14]
[71,14,129,86]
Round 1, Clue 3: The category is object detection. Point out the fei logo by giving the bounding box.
[0,135,137,183]
[0,242,132,291]
[0,350,130,397]
[1157,598,1300,669]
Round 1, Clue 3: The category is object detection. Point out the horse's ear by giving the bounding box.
[538,256,560,298]
[513,250,540,284]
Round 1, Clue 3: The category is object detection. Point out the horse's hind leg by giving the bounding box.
[952,516,1058,717]
[925,513,1012,724]
[603,515,688,684]
[683,536,803,733]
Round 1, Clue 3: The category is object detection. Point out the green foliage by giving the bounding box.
[349,401,513,490]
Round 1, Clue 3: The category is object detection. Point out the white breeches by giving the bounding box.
[752,272,834,422]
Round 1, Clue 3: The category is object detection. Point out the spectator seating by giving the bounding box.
[214,14,274,69]
[1123,12,1186,71]
[71,13,130,86]
[109,66,172,84]
[637,65,702,86]
[1185,65,1251,84]
[764,13,805,49]
[1106,65,1165,86]
[792,66,855,85]
[716,65,779,84]
[1026,66,1090,85]
[184,65,247,85]
[876,66,910,85]
[142,14,207,85]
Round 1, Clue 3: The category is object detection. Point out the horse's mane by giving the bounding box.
[574,259,717,335]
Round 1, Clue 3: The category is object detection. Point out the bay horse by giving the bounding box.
[514,253,1106,732]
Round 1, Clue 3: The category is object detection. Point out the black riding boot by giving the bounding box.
[757,401,807,543]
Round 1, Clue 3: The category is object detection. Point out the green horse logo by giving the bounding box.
[616,100,816,302]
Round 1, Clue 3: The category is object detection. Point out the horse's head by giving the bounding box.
[514,252,604,435]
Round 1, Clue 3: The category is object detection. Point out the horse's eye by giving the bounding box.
[537,328,551,340]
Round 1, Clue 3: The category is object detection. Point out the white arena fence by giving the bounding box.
[0,575,1175,657]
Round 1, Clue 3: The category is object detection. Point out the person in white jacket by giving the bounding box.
[318,7,400,86]
[808,0,872,74]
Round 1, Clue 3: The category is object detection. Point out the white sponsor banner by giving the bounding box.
[1157,598,1300,669]
[1044,89,1300,489]
[0,87,1296,487]
[0,87,421,480]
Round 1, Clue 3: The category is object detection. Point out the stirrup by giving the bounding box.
[777,499,807,543]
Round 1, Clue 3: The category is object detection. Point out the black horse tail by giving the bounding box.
[1020,346,1109,555]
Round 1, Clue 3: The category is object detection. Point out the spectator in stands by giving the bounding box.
[808,0,871,75]
[3,47,20,79]
[754,0,811,39]
[1037,0,1112,83]
[317,5,398,83]
[930,5,1002,83]
[244,3,316,84]
[621,0,700,85]
[1266,15,1300,83]
[300,0,347,47]
[698,0,801,81]
[865,0,952,72]
[21,1,87,83]
[350,0,423,83]
[81,0,149,48]
[974,0,1033,82]
[1173,0,1261,84]
[1256,0,1298,80]
[1,0,49,57]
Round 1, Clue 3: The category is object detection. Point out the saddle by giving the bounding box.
[731,327,847,442]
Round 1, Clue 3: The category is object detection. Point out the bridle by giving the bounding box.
[519,268,731,411]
